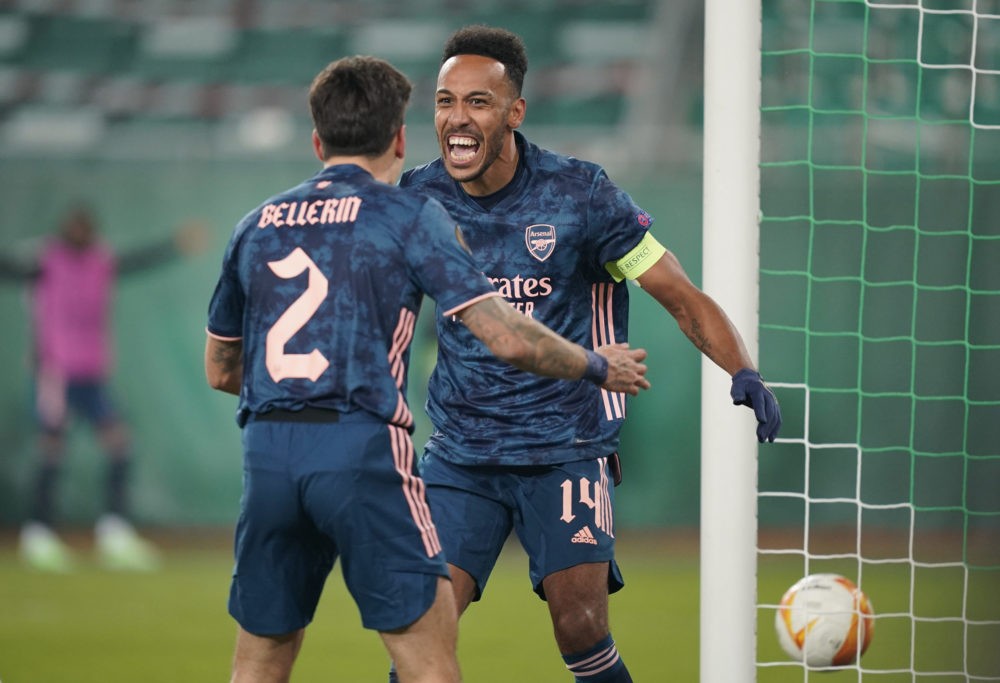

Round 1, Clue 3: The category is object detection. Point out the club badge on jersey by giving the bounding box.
[525,224,556,262]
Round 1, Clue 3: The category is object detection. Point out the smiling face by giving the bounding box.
[434,54,525,196]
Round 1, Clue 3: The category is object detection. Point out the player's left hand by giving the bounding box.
[730,368,781,443]
[173,219,211,256]
[597,343,651,396]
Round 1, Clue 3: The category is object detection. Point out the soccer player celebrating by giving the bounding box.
[204,55,649,683]
[1,204,205,573]
[396,25,782,682]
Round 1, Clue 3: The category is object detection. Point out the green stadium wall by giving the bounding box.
[1,157,982,530]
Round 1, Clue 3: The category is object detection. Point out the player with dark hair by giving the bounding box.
[1,203,205,573]
[204,55,649,683]
[396,25,782,682]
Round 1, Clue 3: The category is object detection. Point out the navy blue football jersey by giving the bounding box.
[399,132,655,465]
[207,163,499,429]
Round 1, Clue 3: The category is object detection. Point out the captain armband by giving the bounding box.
[604,232,667,283]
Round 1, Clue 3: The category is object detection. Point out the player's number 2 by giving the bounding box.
[265,247,331,382]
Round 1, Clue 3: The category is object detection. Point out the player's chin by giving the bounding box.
[443,159,484,184]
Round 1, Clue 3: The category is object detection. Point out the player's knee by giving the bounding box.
[551,608,609,652]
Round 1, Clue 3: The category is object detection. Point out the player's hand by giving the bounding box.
[173,219,211,256]
[597,343,650,396]
[730,368,781,443]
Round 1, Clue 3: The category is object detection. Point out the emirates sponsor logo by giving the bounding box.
[525,224,556,262]
[571,526,598,545]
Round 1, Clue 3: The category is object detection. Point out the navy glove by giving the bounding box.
[730,368,782,443]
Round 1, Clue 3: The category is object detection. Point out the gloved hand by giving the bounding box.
[730,368,782,443]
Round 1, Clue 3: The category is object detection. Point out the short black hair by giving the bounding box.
[308,55,412,158]
[441,25,528,97]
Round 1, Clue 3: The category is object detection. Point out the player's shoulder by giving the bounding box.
[399,158,450,190]
[522,134,607,189]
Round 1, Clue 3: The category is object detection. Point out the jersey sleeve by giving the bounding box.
[586,169,658,276]
[205,228,246,339]
[405,198,498,314]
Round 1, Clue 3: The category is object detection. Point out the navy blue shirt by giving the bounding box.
[400,132,654,465]
[207,163,498,429]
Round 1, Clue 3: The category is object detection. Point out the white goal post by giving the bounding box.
[700,0,762,681]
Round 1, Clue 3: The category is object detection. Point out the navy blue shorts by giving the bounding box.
[419,453,624,601]
[34,376,120,433]
[230,413,449,635]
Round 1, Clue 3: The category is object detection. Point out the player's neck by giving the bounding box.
[323,150,400,185]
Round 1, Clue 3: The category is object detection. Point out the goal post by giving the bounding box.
[703,0,1000,681]
[700,1,762,682]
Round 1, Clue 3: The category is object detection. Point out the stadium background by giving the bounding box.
[0,0,713,530]
[3,0,992,533]
[1,1,998,681]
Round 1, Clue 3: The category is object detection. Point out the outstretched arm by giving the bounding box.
[118,220,209,276]
[0,253,40,282]
[456,296,650,396]
[636,249,781,441]
[205,335,243,395]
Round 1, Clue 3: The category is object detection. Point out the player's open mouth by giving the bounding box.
[447,135,480,165]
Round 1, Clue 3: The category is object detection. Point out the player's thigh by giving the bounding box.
[512,456,624,598]
[229,421,336,636]
[379,576,460,683]
[303,421,450,632]
[419,453,513,601]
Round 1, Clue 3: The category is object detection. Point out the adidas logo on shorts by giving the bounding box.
[571,526,598,545]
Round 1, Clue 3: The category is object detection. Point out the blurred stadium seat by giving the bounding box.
[0,0,673,166]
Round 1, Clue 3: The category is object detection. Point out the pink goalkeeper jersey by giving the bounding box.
[33,239,116,379]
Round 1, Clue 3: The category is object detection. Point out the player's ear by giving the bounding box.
[394,124,406,160]
[311,130,325,162]
[508,97,526,130]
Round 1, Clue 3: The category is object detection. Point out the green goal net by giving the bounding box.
[755,0,1000,680]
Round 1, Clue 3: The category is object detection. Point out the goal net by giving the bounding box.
[752,1,1000,681]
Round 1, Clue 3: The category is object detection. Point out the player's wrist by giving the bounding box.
[582,349,609,385]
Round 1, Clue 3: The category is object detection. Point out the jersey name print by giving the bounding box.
[257,195,362,228]
[400,132,657,466]
[207,163,497,429]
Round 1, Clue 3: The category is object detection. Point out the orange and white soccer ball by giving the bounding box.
[775,573,874,667]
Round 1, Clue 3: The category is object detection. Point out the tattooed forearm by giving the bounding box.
[460,298,585,380]
[205,338,243,394]
[212,341,243,374]
[687,317,713,357]
[506,312,583,379]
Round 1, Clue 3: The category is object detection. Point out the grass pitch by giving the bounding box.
[2,529,991,681]
[0,529,695,682]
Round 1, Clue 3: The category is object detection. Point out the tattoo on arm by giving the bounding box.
[688,318,714,357]
[212,341,242,374]
[461,299,584,380]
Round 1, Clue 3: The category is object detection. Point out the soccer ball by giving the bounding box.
[774,573,874,667]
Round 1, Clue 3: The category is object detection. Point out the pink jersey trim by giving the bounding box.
[441,291,503,318]
[596,456,614,538]
[388,309,416,428]
[389,424,441,557]
[206,328,243,342]
[591,283,625,421]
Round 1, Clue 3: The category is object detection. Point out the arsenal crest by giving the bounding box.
[525,224,556,262]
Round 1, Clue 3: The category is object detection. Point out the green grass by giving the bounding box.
[0,530,697,682]
[1,530,995,682]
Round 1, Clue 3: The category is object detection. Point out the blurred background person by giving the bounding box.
[0,203,207,572]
